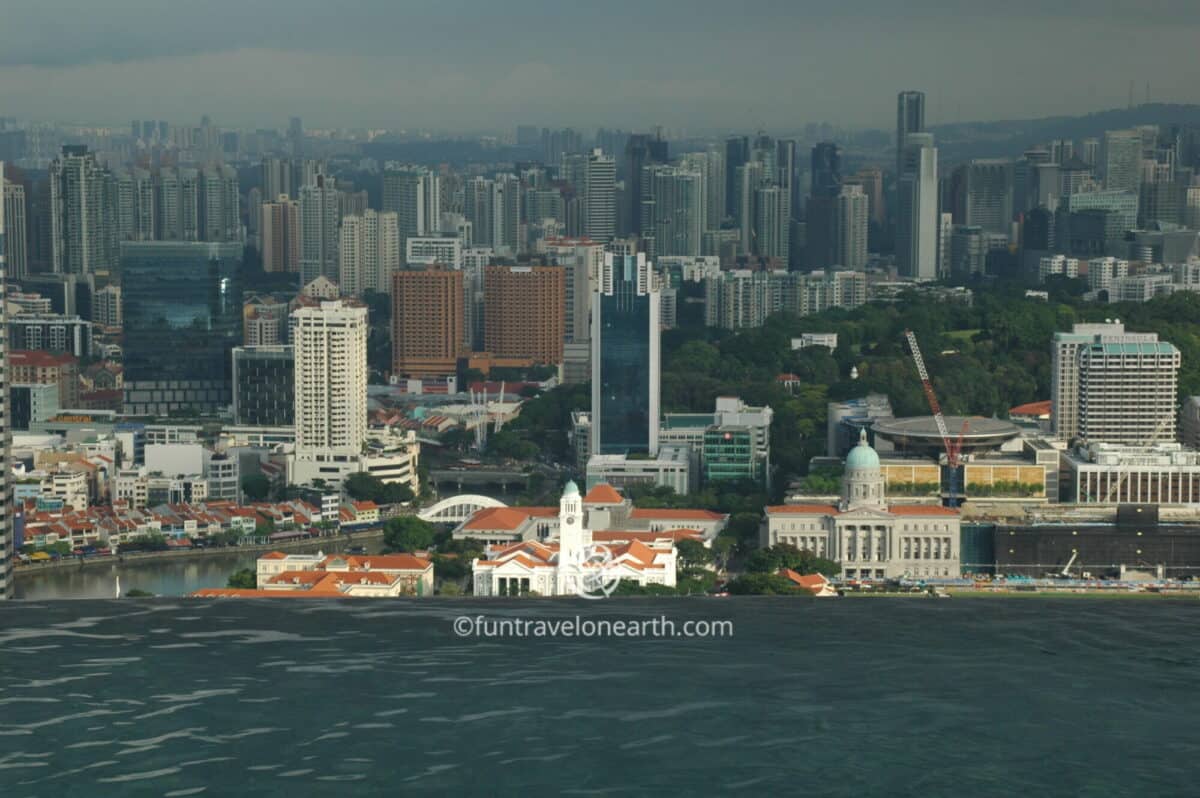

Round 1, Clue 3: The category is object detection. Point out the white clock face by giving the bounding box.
[565,515,576,525]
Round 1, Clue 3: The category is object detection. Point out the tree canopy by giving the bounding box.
[344,473,414,505]
[383,516,437,553]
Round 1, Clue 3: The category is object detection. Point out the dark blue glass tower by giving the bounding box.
[590,254,659,456]
[121,242,243,416]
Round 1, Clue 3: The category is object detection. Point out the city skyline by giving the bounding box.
[2,1,1200,131]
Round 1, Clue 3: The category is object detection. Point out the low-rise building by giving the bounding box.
[252,551,434,596]
[452,482,727,547]
[763,431,962,579]
[586,445,694,495]
[1064,442,1200,504]
[471,482,679,597]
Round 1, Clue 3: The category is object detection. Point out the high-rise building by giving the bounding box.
[754,186,789,262]
[1078,340,1180,445]
[465,176,520,254]
[724,135,750,222]
[834,184,869,270]
[1103,130,1143,194]
[624,133,668,236]
[896,133,939,280]
[0,168,12,598]
[591,253,660,456]
[198,165,240,243]
[299,174,340,285]
[948,225,986,279]
[681,149,726,231]
[120,242,243,416]
[49,145,109,274]
[483,265,564,364]
[262,157,293,202]
[896,91,926,181]
[391,266,465,378]
[958,159,1014,235]
[288,116,304,157]
[382,167,441,242]
[845,168,885,228]
[1051,322,1178,444]
[232,346,294,426]
[339,210,400,296]
[641,164,705,259]
[736,160,765,257]
[583,149,616,243]
[292,300,368,481]
[3,178,27,279]
[806,142,842,268]
[260,194,301,274]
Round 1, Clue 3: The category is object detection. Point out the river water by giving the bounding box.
[2,597,1199,796]
[13,539,387,600]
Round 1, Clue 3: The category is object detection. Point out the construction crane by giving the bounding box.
[904,330,970,506]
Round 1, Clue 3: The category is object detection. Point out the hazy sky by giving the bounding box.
[2,0,1199,133]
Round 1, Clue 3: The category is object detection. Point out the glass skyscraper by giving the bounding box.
[590,253,660,456]
[121,241,243,416]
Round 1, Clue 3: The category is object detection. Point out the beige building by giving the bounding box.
[291,300,368,486]
[260,195,300,273]
[763,431,962,579]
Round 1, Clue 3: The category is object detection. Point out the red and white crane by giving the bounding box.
[904,329,969,504]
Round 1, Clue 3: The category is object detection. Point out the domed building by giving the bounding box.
[764,431,962,580]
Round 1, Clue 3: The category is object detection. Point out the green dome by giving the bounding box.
[563,480,580,497]
[845,431,880,470]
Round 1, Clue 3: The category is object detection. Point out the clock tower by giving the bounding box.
[558,480,588,560]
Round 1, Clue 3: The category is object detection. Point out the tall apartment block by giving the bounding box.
[1052,322,1180,445]
[391,266,465,378]
[482,265,564,365]
[260,194,301,273]
[291,300,368,484]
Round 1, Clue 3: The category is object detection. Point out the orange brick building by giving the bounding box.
[482,265,564,365]
[391,266,465,378]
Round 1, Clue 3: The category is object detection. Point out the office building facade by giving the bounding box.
[391,267,465,378]
[591,253,660,456]
[121,242,243,416]
[483,265,564,364]
[232,346,295,426]
[895,133,938,280]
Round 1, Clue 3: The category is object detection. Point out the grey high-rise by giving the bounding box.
[896,91,926,181]
[0,166,12,598]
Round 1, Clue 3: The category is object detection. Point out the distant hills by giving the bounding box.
[929,103,1200,162]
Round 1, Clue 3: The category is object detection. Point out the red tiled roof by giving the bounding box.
[10,349,77,368]
[780,569,831,591]
[582,483,623,504]
[766,504,839,515]
[1009,400,1052,417]
[462,506,557,531]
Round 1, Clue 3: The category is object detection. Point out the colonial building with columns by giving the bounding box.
[471,481,681,596]
[763,430,961,579]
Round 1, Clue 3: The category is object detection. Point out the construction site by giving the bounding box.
[808,329,1200,584]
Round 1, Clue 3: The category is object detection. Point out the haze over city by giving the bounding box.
[3,0,1200,130]
[7,3,1200,795]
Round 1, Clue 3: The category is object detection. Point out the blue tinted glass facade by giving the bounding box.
[597,269,651,455]
[121,242,243,416]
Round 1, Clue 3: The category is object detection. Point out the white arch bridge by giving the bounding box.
[417,494,508,524]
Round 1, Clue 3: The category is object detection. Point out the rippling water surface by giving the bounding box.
[1,598,1198,796]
